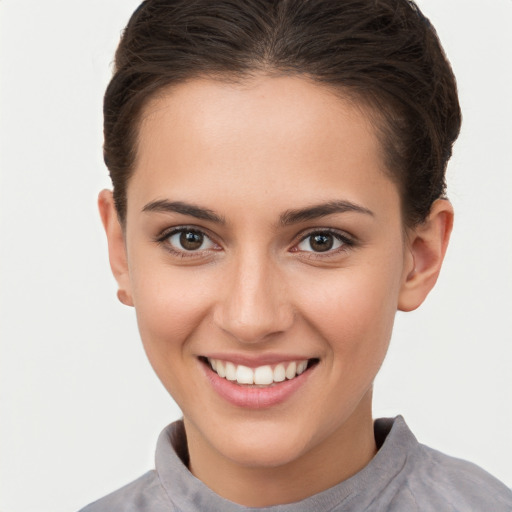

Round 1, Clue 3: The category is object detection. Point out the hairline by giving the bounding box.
[117,70,418,228]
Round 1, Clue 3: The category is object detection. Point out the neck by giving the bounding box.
[184,395,377,507]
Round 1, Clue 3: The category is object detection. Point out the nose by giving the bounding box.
[213,249,294,344]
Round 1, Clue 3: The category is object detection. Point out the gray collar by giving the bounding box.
[154,416,417,511]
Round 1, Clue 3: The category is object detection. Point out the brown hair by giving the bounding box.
[104,0,461,226]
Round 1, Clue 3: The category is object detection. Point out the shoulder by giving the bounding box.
[368,417,512,512]
[404,441,512,511]
[78,470,173,512]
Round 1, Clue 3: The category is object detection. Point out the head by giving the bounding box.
[104,0,460,228]
[99,0,460,505]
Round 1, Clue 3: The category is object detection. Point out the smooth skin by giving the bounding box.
[99,75,453,507]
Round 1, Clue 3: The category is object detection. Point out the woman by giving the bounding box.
[80,0,512,510]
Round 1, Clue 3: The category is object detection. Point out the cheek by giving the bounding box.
[292,259,403,364]
[129,267,220,409]
[130,266,214,361]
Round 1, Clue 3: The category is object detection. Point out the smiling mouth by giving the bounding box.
[200,357,319,387]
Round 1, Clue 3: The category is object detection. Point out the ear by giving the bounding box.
[98,189,134,307]
[398,199,454,312]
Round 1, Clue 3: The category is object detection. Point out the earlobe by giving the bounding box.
[98,190,134,307]
[398,199,454,312]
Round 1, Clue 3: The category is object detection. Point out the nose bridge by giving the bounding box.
[214,246,293,343]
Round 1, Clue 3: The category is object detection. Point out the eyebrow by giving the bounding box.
[142,199,373,226]
[279,200,374,225]
[142,200,226,224]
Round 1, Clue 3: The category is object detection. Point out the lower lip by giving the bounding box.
[202,362,314,409]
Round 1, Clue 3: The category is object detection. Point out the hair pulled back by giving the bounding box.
[104,0,461,226]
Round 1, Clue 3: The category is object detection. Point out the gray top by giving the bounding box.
[80,416,512,511]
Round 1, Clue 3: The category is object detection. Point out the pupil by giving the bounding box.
[180,231,203,250]
[310,234,333,252]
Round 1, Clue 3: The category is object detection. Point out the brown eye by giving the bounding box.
[180,230,203,250]
[297,231,347,253]
[167,229,216,252]
[309,234,333,252]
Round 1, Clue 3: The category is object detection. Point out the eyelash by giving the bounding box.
[155,226,356,259]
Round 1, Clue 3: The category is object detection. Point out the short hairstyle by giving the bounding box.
[104,0,461,226]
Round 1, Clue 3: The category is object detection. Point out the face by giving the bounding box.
[110,76,418,476]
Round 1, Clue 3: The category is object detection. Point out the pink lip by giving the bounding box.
[201,359,315,409]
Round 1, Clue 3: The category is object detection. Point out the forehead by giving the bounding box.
[129,75,399,220]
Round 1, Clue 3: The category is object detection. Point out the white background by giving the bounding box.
[1,1,511,510]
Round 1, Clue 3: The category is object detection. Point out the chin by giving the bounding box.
[204,416,315,469]
[225,437,309,469]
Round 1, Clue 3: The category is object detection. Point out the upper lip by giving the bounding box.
[200,353,316,367]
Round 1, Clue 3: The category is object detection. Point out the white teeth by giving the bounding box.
[216,360,226,378]
[236,365,254,385]
[297,361,307,375]
[273,364,286,382]
[208,358,311,386]
[285,361,297,380]
[225,361,237,381]
[254,365,274,385]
